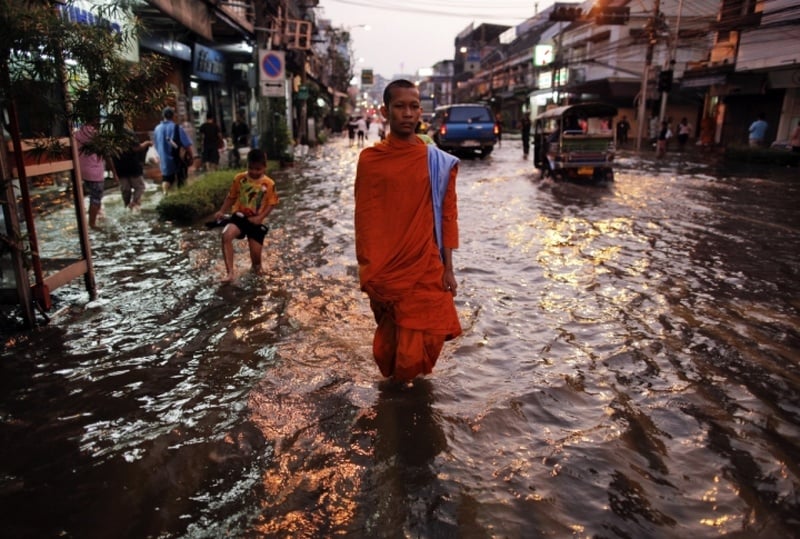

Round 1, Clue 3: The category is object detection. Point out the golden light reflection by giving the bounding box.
[237,247,383,536]
[701,482,718,503]
[536,215,640,266]
[531,209,666,339]
[252,400,366,535]
[699,515,733,528]
[525,493,545,501]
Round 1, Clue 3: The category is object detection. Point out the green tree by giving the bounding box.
[319,26,358,130]
[0,0,170,279]
[331,30,353,93]
[327,28,355,95]
[0,0,169,158]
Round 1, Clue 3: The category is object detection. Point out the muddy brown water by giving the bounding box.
[2,138,799,538]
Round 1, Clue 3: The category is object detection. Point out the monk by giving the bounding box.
[354,79,462,384]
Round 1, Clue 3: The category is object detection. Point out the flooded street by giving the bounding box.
[2,136,799,538]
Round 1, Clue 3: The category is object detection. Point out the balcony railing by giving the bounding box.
[218,0,253,25]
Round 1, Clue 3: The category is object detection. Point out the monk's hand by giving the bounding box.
[443,268,457,296]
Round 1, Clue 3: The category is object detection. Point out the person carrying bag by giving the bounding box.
[153,106,194,193]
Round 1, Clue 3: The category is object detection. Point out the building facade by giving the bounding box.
[439,0,799,150]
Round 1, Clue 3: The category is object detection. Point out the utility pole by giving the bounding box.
[659,0,684,124]
[636,0,661,151]
[254,4,282,149]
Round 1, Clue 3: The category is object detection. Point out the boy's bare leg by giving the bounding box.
[88,202,101,229]
[221,225,239,281]
[249,239,263,274]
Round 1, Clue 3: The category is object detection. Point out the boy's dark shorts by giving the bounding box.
[228,212,269,244]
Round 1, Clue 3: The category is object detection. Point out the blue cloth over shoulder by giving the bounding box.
[426,145,459,260]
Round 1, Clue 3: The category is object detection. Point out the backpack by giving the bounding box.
[172,123,192,186]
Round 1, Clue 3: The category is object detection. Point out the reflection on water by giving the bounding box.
[1,140,799,538]
[360,380,449,537]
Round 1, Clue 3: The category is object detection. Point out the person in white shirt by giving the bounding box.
[677,117,692,151]
[356,116,368,148]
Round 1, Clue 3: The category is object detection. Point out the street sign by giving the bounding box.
[259,49,285,97]
[262,81,284,98]
[260,49,284,80]
[361,68,374,86]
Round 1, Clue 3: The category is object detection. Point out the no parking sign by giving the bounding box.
[259,48,285,98]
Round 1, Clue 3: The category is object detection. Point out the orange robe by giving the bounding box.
[355,134,462,381]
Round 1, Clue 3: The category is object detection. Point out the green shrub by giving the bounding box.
[155,172,231,224]
[156,164,279,225]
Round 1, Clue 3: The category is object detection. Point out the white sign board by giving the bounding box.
[534,45,553,67]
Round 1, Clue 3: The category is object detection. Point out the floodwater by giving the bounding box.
[2,136,799,538]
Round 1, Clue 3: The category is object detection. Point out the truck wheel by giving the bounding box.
[480,147,493,158]
[593,167,614,182]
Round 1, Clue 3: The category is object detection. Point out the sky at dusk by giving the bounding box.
[316,0,554,80]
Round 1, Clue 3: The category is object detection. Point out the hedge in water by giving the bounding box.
[155,165,279,225]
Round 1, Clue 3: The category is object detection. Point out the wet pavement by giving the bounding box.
[1,135,799,538]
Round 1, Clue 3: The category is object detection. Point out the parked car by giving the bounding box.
[533,102,617,182]
[428,104,498,158]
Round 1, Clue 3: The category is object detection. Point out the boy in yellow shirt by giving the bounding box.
[213,149,279,281]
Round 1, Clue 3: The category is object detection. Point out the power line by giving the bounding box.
[323,0,542,22]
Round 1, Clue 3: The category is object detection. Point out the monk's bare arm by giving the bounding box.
[442,247,457,296]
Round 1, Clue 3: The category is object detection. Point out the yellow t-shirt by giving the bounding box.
[416,133,435,145]
[225,172,279,216]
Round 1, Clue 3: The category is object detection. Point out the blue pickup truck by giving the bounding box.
[427,104,498,158]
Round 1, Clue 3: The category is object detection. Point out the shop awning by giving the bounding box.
[564,79,640,100]
[681,74,727,88]
[680,64,734,89]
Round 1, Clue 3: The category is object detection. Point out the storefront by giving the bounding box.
[139,35,194,142]
[191,43,226,133]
